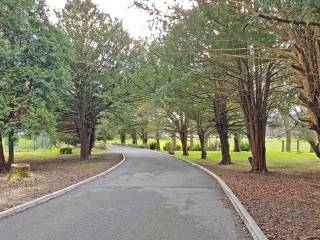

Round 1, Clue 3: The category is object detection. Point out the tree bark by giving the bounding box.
[7,130,15,169]
[180,134,188,156]
[155,130,160,151]
[189,132,194,150]
[171,132,177,149]
[234,134,241,152]
[119,130,126,145]
[236,57,274,172]
[178,123,189,156]
[0,134,6,171]
[130,128,137,144]
[309,135,320,158]
[140,128,148,145]
[80,124,91,161]
[198,130,207,159]
[213,96,231,165]
[89,124,96,155]
[285,126,291,152]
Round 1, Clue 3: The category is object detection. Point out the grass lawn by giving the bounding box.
[4,148,111,160]
[175,150,320,174]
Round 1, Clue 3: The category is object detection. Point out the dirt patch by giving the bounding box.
[0,153,122,211]
[202,164,320,240]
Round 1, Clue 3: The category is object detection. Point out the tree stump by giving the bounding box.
[7,163,31,180]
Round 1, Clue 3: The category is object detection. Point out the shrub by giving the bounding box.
[149,142,157,150]
[240,142,250,151]
[207,143,217,151]
[95,142,107,150]
[175,144,181,150]
[193,143,202,151]
[163,141,170,151]
[60,147,73,155]
[163,141,174,154]
[127,144,145,148]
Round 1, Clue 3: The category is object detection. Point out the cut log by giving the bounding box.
[7,163,31,180]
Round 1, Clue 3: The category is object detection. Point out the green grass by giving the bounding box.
[175,150,320,174]
[5,136,319,174]
[4,148,81,161]
[111,137,312,152]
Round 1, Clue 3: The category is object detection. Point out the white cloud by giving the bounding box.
[46,0,194,39]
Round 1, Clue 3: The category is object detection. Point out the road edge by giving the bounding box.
[0,153,126,220]
[173,154,267,240]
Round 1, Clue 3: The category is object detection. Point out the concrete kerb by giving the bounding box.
[0,153,126,220]
[176,157,268,240]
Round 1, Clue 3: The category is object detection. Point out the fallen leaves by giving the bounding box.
[202,164,320,240]
[0,153,122,211]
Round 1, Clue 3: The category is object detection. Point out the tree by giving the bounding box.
[0,0,72,170]
[56,0,132,160]
[238,0,320,157]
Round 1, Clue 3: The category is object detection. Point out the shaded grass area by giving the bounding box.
[175,150,320,174]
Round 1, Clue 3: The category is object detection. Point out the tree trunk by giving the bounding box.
[140,129,148,145]
[180,134,188,156]
[309,136,320,158]
[120,131,126,145]
[7,130,15,169]
[80,124,91,161]
[205,135,210,148]
[189,132,194,150]
[155,130,160,151]
[89,124,96,155]
[0,134,6,171]
[234,134,241,152]
[288,26,320,140]
[248,121,267,172]
[178,123,189,156]
[171,132,176,149]
[130,129,137,144]
[236,57,273,172]
[285,128,291,152]
[310,144,315,153]
[198,130,207,159]
[213,96,231,165]
[219,129,231,165]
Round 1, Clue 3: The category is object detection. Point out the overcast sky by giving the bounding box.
[46,0,193,39]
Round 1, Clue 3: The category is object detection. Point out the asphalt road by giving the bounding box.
[0,145,247,240]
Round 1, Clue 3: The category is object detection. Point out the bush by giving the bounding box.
[163,141,174,154]
[149,142,157,150]
[175,144,181,150]
[193,143,202,151]
[95,142,107,150]
[60,147,73,155]
[127,144,145,148]
[240,142,250,151]
[207,143,217,151]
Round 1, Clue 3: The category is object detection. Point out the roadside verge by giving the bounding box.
[0,153,126,220]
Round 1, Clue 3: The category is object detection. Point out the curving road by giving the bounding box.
[0,145,247,240]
